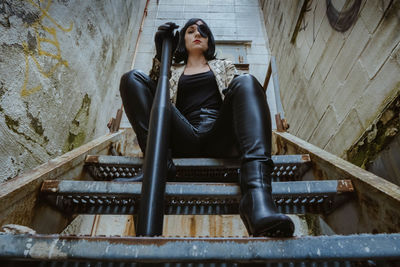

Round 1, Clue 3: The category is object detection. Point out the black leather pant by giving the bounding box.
[119,70,273,165]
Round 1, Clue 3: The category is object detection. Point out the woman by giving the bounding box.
[118,18,294,237]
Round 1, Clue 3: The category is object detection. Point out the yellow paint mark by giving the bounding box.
[29,0,73,32]
[21,43,42,97]
[20,0,73,97]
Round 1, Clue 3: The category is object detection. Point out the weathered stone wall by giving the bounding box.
[260,0,400,159]
[0,0,146,182]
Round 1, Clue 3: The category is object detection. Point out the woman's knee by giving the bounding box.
[120,69,150,95]
[229,74,264,95]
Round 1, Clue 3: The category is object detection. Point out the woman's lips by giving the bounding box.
[193,40,201,43]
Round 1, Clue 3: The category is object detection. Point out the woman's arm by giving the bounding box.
[149,22,179,84]
[149,57,161,83]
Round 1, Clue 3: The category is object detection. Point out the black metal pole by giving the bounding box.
[136,37,172,236]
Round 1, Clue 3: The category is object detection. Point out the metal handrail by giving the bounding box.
[263,55,288,132]
[136,37,173,236]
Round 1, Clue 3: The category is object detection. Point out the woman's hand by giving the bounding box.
[155,22,179,60]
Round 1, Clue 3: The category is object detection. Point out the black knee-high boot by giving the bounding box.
[114,69,176,182]
[239,161,294,237]
[228,74,294,237]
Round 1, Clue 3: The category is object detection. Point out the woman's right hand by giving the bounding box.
[155,22,179,60]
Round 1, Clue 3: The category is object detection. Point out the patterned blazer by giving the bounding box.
[149,57,239,105]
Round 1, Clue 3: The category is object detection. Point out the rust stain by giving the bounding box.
[216,216,224,237]
[84,155,99,164]
[40,180,60,193]
[209,216,216,237]
[162,215,247,238]
[189,216,196,237]
[123,215,136,236]
[301,154,311,162]
[337,180,354,192]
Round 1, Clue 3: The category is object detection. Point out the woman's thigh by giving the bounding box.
[170,105,203,157]
[120,69,201,156]
[200,99,240,158]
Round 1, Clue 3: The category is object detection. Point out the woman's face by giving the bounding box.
[184,20,209,55]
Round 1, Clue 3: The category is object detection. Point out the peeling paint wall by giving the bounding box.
[259,0,400,160]
[0,0,147,182]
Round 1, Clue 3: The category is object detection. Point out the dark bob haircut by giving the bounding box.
[174,18,216,64]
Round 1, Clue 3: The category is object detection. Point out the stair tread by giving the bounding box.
[1,233,399,262]
[41,179,353,215]
[85,154,311,166]
[84,154,312,182]
[42,179,353,196]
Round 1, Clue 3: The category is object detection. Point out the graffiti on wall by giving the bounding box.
[21,0,73,97]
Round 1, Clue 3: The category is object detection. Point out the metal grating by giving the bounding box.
[84,155,312,182]
[41,180,353,215]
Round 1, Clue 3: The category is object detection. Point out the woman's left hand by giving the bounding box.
[155,22,180,60]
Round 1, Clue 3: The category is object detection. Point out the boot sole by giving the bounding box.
[255,220,294,237]
[240,213,294,238]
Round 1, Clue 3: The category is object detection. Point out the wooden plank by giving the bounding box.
[263,59,272,91]
[273,131,400,234]
[0,130,125,233]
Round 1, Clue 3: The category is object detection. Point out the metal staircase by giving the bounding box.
[41,155,352,216]
[1,34,399,267]
[1,149,400,266]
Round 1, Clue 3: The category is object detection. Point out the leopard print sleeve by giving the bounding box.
[224,59,239,87]
[149,57,161,82]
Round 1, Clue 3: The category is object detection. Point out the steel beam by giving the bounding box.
[85,155,312,182]
[1,234,399,264]
[41,180,353,215]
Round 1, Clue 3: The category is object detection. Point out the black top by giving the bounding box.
[176,70,222,123]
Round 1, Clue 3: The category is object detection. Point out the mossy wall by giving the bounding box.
[347,90,400,185]
[260,0,400,161]
[0,0,147,182]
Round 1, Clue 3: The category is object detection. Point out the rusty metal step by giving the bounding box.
[41,180,353,215]
[1,233,399,265]
[84,154,312,182]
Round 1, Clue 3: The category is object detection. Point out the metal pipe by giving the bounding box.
[271,56,285,119]
[135,37,173,236]
[2,234,400,262]
[130,0,150,69]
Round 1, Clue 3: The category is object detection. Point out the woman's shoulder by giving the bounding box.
[171,63,185,73]
[209,58,233,64]
[208,58,235,70]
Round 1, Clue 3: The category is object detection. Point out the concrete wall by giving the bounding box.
[0,0,146,182]
[121,0,277,128]
[260,0,400,159]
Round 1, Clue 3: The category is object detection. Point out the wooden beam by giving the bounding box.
[273,131,400,234]
[0,130,125,233]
